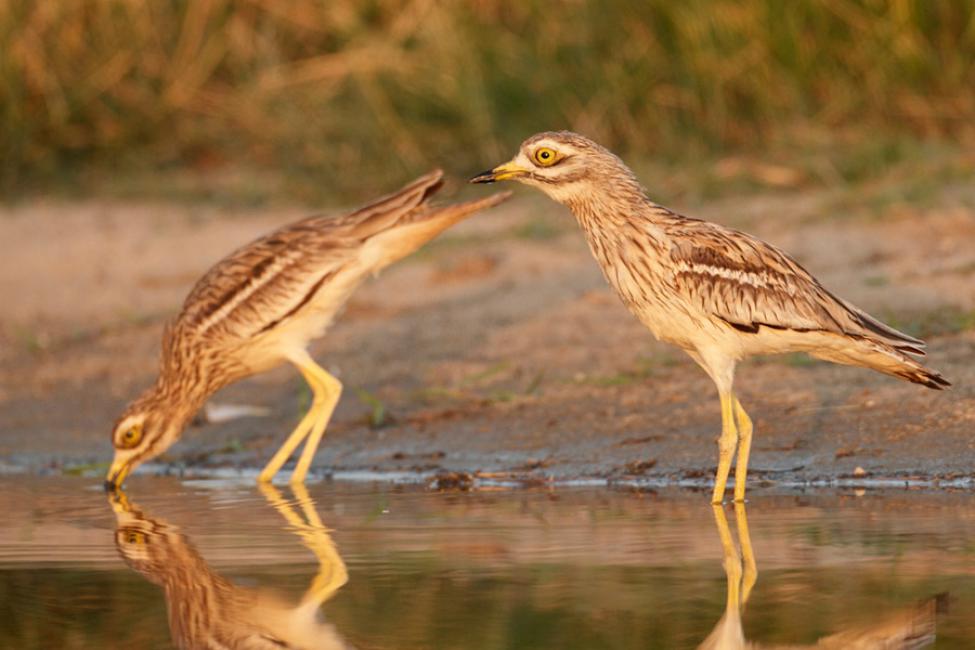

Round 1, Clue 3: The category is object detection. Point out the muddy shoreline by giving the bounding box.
[1,191,973,487]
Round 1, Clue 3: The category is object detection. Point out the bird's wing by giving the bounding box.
[175,228,355,341]
[175,170,445,341]
[666,220,925,352]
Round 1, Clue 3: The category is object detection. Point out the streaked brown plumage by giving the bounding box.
[700,504,942,649]
[471,131,948,503]
[111,484,353,649]
[107,171,510,486]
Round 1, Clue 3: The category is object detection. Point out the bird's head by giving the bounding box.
[470,131,643,207]
[105,389,186,489]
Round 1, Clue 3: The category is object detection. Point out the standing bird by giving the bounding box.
[471,131,948,503]
[106,171,510,488]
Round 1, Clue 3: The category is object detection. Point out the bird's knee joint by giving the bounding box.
[316,376,343,399]
[324,377,342,390]
[724,559,743,583]
[717,435,737,455]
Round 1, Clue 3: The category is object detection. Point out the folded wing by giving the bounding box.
[667,220,925,355]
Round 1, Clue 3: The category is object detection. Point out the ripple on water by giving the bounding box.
[0,477,973,648]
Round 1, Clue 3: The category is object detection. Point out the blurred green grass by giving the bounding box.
[1,0,973,202]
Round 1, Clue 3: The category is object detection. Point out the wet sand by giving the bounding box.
[1,187,973,488]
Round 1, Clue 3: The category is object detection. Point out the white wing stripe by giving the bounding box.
[196,251,301,334]
[674,261,799,295]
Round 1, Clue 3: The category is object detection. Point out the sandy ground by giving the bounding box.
[1,181,973,489]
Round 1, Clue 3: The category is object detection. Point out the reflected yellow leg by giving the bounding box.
[734,502,757,606]
[733,399,753,503]
[711,502,758,615]
[711,392,738,505]
[711,505,742,611]
[258,482,348,610]
[291,483,348,605]
[260,481,302,524]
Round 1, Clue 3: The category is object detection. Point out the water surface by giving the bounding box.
[1,477,973,648]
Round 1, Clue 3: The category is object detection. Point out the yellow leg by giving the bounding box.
[258,384,320,482]
[733,398,753,503]
[258,482,348,611]
[258,358,342,484]
[290,364,342,484]
[711,392,738,505]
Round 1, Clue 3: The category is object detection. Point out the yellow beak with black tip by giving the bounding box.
[104,459,132,491]
[469,161,529,184]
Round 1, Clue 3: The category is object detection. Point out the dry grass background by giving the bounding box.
[1,0,974,200]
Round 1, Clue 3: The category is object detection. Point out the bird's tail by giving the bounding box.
[841,299,927,356]
[816,593,944,649]
[362,189,512,269]
[812,336,950,390]
[341,169,447,239]
[889,353,951,390]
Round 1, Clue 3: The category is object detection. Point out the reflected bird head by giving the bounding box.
[108,489,172,574]
[470,131,644,207]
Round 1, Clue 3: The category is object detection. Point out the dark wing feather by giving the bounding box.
[667,220,925,352]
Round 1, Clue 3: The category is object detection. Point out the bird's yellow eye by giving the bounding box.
[120,424,142,449]
[534,147,559,166]
[125,531,146,545]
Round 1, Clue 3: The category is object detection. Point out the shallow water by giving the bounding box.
[1,477,973,649]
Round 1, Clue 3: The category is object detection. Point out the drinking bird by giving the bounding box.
[106,171,509,487]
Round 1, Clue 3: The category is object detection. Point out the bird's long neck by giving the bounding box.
[562,165,673,230]
[563,175,673,265]
[151,326,239,431]
[143,368,211,437]
[559,172,677,314]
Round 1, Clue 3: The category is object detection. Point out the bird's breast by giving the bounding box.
[580,229,717,351]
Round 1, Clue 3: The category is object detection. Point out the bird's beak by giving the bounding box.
[104,459,131,491]
[469,160,528,184]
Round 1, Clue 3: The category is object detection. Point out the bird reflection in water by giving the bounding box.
[699,503,944,649]
[110,484,353,650]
